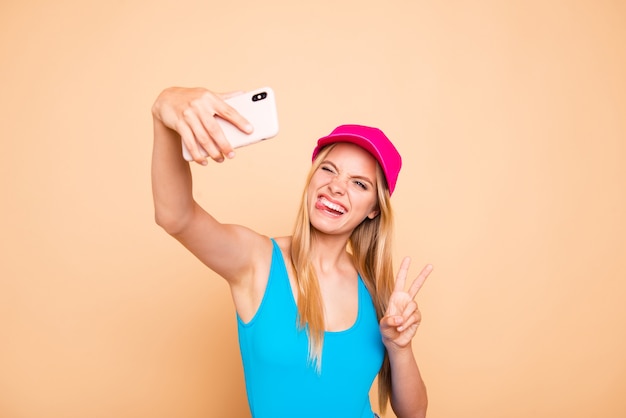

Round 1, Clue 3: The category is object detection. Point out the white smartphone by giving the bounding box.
[182,87,279,161]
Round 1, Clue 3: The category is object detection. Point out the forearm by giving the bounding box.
[151,115,195,234]
[388,343,427,418]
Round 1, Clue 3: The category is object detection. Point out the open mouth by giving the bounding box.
[316,196,347,215]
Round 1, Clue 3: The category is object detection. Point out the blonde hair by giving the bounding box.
[290,144,396,412]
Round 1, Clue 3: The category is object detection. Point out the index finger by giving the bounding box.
[407,264,433,299]
[194,93,250,160]
[216,92,253,135]
[394,257,412,292]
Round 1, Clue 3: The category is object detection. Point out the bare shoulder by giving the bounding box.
[273,235,292,253]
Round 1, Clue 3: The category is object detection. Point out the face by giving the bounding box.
[307,143,381,237]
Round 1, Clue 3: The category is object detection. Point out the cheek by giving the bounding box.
[365,195,381,215]
[306,179,317,196]
[308,173,329,194]
[351,192,377,211]
[306,181,320,206]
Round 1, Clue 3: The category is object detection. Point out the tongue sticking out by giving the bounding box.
[316,197,346,216]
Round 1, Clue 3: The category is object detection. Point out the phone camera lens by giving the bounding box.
[252,92,267,102]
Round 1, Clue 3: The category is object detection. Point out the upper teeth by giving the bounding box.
[320,197,346,214]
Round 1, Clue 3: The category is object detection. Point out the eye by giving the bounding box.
[353,180,368,190]
[320,165,335,174]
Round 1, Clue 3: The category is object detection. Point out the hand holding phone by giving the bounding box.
[182,87,279,161]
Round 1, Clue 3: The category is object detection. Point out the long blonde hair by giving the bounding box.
[290,144,396,412]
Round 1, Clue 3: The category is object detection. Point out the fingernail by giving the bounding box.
[227,151,236,159]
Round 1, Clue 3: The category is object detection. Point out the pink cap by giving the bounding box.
[312,124,402,195]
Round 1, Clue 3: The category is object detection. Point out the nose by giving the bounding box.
[328,175,347,195]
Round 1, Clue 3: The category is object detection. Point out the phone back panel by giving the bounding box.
[182,87,279,161]
[218,87,279,148]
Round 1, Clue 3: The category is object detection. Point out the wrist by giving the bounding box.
[384,340,414,357]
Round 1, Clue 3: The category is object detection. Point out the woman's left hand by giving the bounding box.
[380,257,433,351]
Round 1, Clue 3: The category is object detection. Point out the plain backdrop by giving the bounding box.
[1,1,625,417]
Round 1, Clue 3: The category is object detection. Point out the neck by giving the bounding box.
[309,232,351,275]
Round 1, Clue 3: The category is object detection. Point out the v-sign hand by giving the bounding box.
[380,257,433,351]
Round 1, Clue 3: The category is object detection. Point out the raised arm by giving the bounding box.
[379,258,433,418]
[150,87,270,286]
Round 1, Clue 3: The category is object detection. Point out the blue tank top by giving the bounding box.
[237,239,385,418]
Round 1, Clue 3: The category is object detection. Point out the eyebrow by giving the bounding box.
[321,160,376,187]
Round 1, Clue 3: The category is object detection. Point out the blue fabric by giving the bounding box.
[237,239,385,418]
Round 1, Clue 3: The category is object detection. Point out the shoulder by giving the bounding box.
[273,235,292,253]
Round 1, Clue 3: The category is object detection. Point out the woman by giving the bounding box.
[151,87,432,418]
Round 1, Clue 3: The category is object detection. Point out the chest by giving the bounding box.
[240,277,384,379]
[242,266,384,370]
[287,272,359,332]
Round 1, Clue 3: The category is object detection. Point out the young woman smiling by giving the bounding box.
[151,86,433,418]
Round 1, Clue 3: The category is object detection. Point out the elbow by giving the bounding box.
[392,396,428,418]
[397,409,427,418]
[154,209,189,236]
[417,405,428,418]
[417,402,429,418]
[414,396,428,418]
[397,408,427,418]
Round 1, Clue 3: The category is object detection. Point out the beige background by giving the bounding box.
[1,0,625,417]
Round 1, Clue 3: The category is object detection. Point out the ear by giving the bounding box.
[366,209,380,219]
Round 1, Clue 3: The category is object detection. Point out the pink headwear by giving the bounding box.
[311,124,402,195]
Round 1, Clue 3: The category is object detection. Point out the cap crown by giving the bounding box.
[312,124,402,195]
